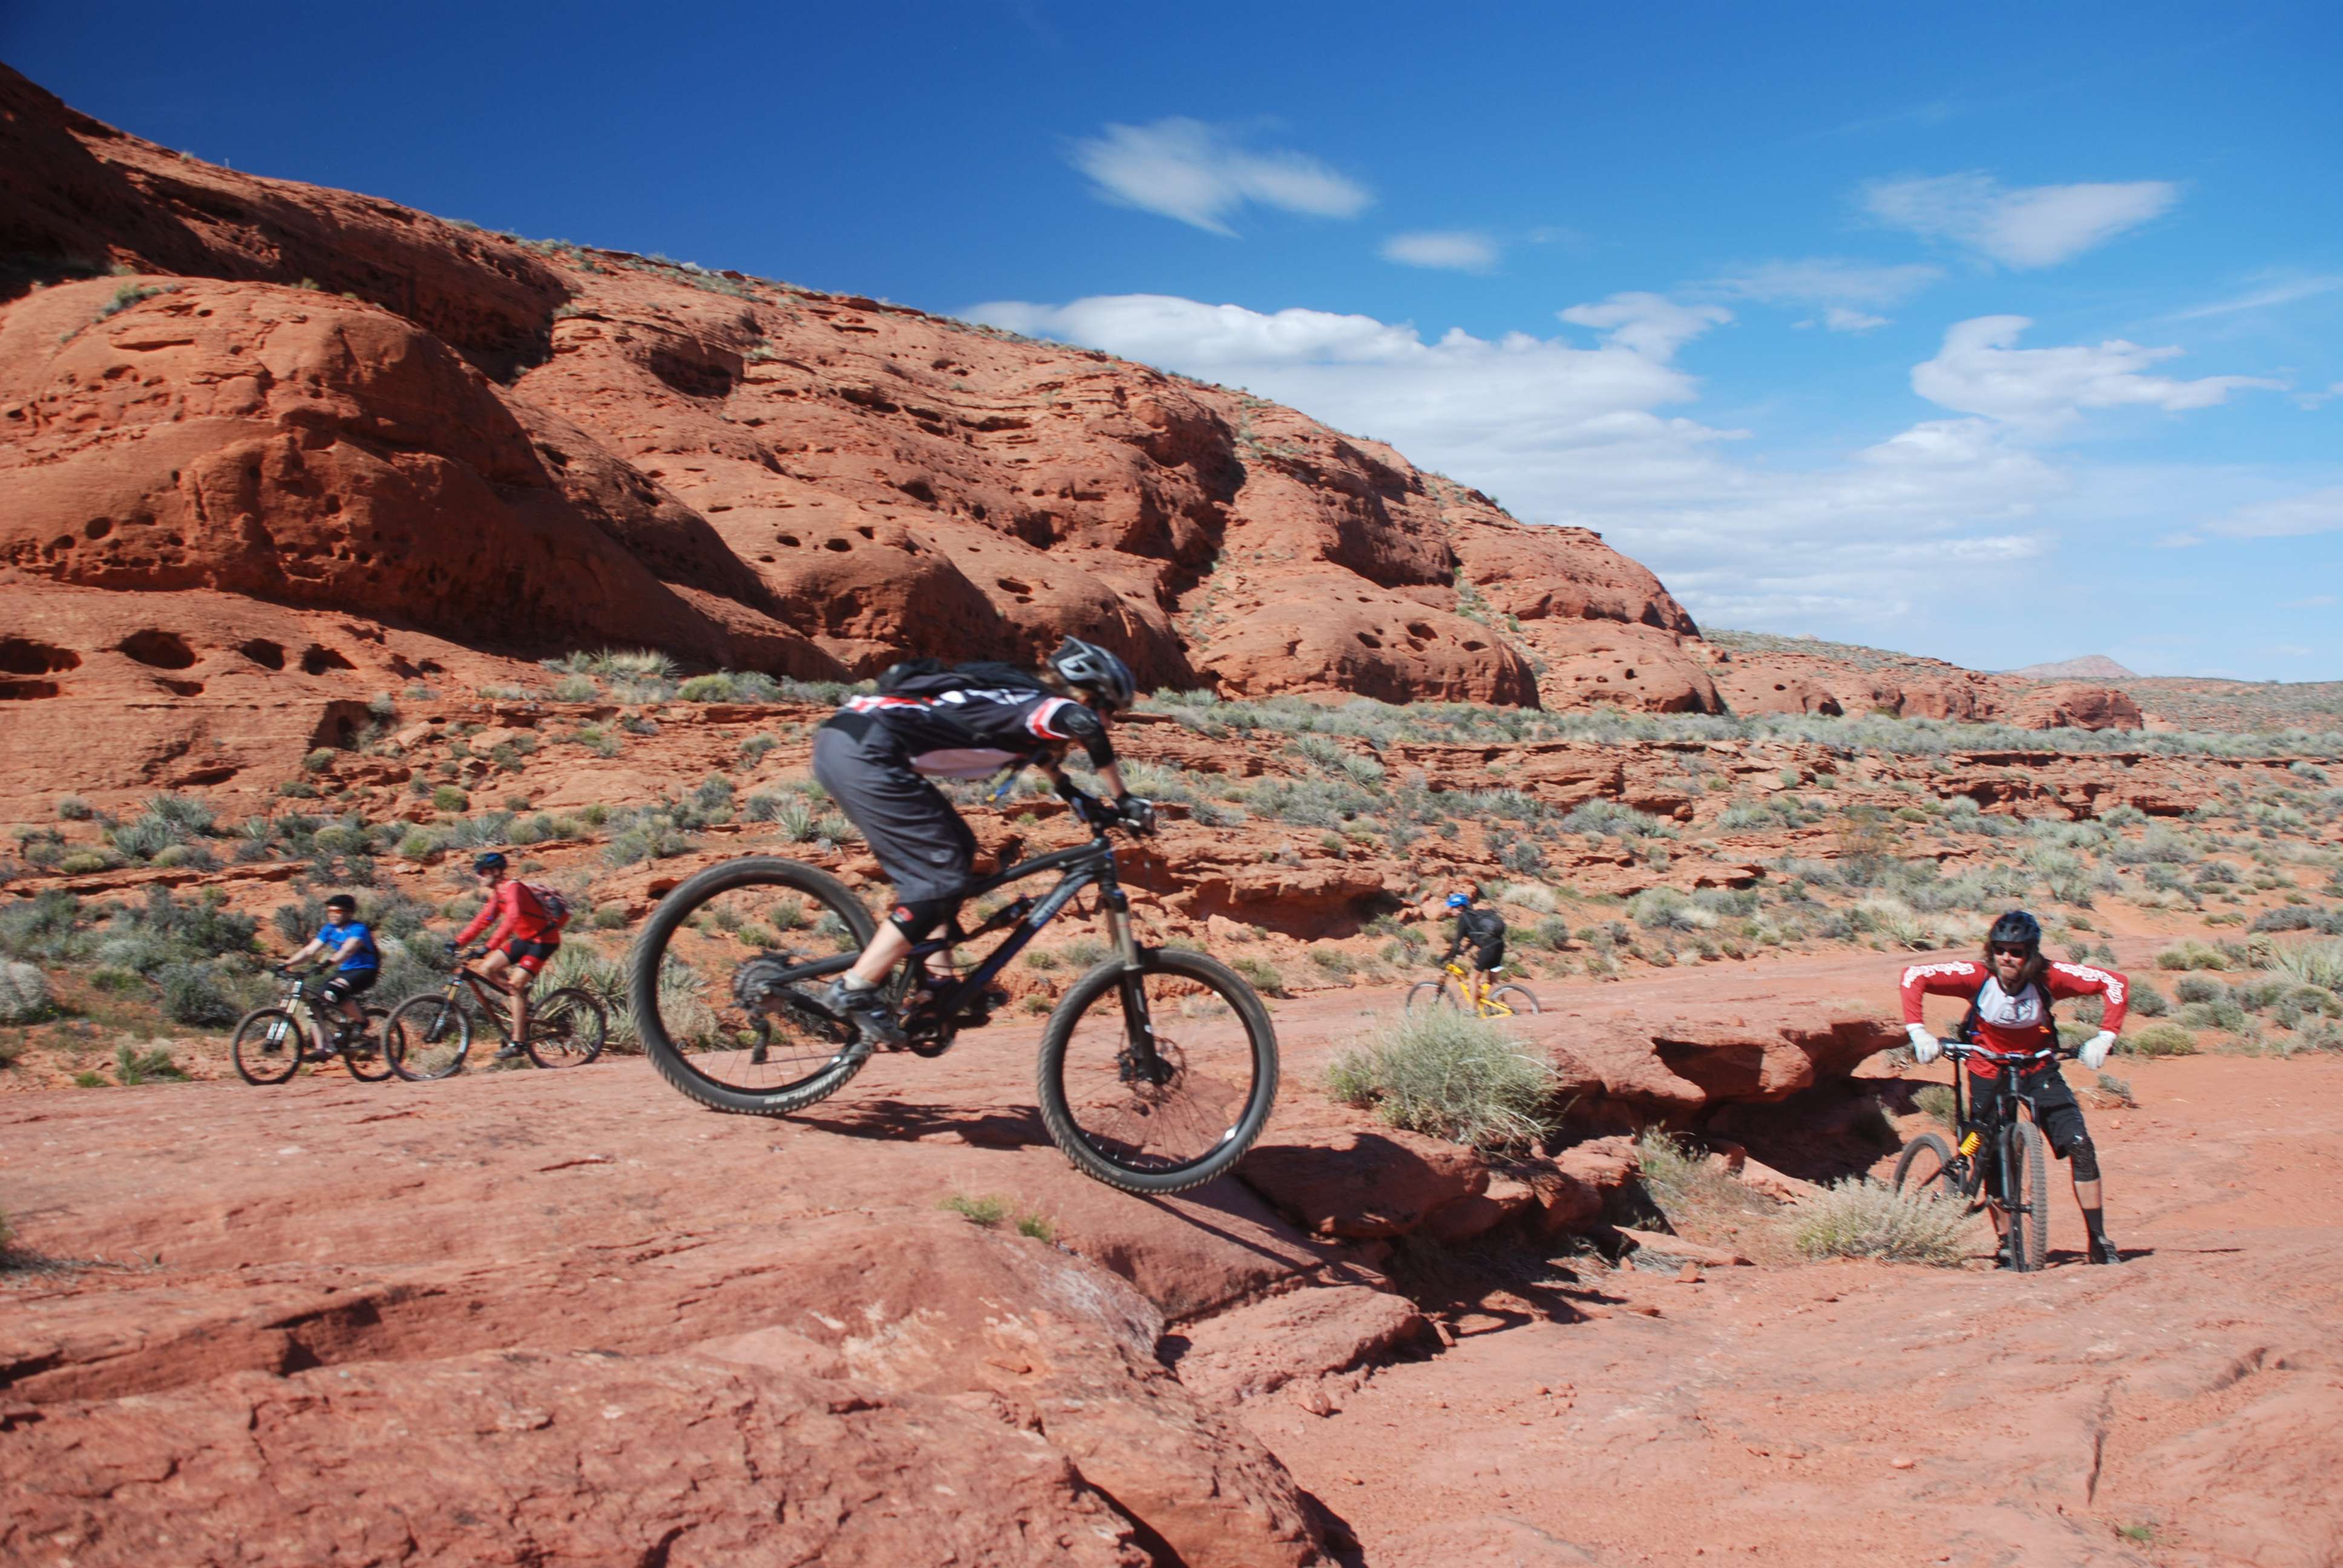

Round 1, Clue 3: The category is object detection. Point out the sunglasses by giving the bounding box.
[1988,944,2031,958]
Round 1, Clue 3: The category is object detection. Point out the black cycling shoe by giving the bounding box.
[821,978,906,1048]
[2087,1234,2125,1266]
[493,1042,527,1061]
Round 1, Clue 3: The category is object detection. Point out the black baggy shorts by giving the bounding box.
[1968,1065,2089,1160]
[811,718,977,906]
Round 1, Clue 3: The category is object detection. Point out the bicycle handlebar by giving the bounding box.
[1942,1040,2073,1064]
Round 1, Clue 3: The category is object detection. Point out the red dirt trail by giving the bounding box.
[5,956,2340,1567]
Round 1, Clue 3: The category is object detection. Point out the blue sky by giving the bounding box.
[8,1,2339,678]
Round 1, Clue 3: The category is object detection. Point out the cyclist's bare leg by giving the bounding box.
[474,949,531,1043]
[849,924,912,987]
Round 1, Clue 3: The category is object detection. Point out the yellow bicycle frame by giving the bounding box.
[1442,962,1516,1018]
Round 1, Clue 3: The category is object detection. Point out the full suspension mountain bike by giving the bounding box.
[628,796,1279,1194]
[1892,1040,2066,1272]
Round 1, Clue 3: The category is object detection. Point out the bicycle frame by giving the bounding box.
[1942,1041,2062,1215]
[748,826,1139,1046]
[439,966,528,1043]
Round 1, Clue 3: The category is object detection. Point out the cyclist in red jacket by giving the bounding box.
[1900,909,2128,1264]
[452,851,563,1060]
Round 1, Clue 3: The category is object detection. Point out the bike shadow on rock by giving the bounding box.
[787,1096,1050,1149]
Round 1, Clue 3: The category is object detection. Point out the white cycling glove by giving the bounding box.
[1906,1022,1942,1066]
[2080,1030,2117,1070]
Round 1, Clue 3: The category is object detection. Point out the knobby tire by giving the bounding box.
[632,856,880,1116]
[385,994,471,1082]
[1035,947,1279,1194]
[231,1007,304,1086]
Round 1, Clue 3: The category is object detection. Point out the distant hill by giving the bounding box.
[2008,655,2140,681]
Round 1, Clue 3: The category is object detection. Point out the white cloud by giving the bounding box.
[966,290,2074,629]
[1709,258,1942,330]
[2204,486,2343,540]
[1912,316,2281,430]
[1380,230,1500,272]
[2168,273,2343,321]
[1863,172,2178,269]
[2283,594,2339,609]
[1067,118,1369,235]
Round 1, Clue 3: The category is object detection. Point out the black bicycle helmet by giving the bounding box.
[472,851,509,875]
[324,893,357,913]
[1987,909,2042,950]
[1046,635,1136,711]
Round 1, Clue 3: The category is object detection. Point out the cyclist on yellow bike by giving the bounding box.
[1443,884,1507,1007]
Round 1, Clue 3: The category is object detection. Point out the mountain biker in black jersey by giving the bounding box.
[1443,884,1507,1002]
[810,636,1153,1047]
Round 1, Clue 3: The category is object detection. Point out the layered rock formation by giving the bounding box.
[0,65,1715,742]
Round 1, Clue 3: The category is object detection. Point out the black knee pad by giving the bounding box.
[888,895,960,942]
[2069,1137,2100,1182]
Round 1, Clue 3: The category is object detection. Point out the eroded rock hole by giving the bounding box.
[119,630,196,669]
[0,638,81,676]
[300,645,356,675]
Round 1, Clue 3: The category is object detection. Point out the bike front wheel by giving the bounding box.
[631,856,881,1116]
[1487,984,1540,1016]
[1405,979,1456,1012]
[1037,947,1279,1195]
[385,995,471,1081]
[341,1004,395,1082]
[2002,1117,2051,1272]
[231,1008,304,1086]
[527,988,608,1069]
[1893,1132,1958,1198]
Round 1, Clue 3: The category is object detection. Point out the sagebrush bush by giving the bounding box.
[1914,1083,1958,1127]
[2125,1021,2199,1057]
[1327,1008,1556,1151]
[1791,1178,1971,1264]
[0,961,51,1024]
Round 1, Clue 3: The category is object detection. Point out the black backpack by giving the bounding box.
[1955,975,2056,1045]
[873,658,1052,700]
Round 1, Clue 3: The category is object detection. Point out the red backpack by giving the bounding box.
[519,881,572,929]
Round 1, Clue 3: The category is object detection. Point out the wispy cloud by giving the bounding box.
[1067,118,1370,235]
[1912,316,2280,430]
[1863,172,2178,269]
[2167,273,2343,321]
[2282,594,2339,609]
[1706,258,1943,332]
[2205,486,2343,540]
[1380,230,1500,272]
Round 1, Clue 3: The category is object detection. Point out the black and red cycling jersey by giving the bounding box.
[834,686,1114,777]
[1899,959,2129,1079]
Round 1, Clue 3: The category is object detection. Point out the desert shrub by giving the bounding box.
[2128,981,2171,1018]
[1914,1083,1957,1127]
[158,961,240,1027]
[106,812,181,862]
[431,785,470,812]
[1230,955,1286,996]
[2123,1021,2198,1057]
[1308,947,1359,979]
[0,892,88,964]
[1630,887,1713,932]
[2266,939,2343,993]
[940,1193,1009,1227]
[2155,942,2229,972]
[113,1043,188,1086]
[55,795,93,821]
[2174,975,2226,1005]
[0,961,51,1024]
[1561,800,1669,839]
[1791,1178,1971,1264]
[1326,1008,1556,1151]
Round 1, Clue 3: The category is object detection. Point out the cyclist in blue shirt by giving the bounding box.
[281,893,380,1046]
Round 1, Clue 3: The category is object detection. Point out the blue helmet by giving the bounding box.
[473,851,509,875]
[1446,892,1472,909]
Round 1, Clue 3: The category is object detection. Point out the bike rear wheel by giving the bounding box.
[1488,984,1540,1016]
[341,1004,394,1082]
[2003,1116,2051,1272]
[231,1008,304,1086]
[1405,979,1456,1012]
[1037,947,1279,1194]
[385,995,470,1081]
[631,856,881,1116]
[526,988,608,1069]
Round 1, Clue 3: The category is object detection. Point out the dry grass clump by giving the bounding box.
[2270,938,2343,992]
[2124,1021,2199,1057]
[1328,1008,1558,1151]
[1791,1178,1971,1265]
